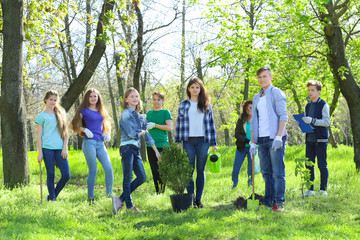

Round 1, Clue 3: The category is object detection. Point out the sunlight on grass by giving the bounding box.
[1,145,360,239]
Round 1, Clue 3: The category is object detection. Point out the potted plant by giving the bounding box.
[158,143,194,212]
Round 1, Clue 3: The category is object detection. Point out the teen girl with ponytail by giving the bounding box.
[36,90,70,201]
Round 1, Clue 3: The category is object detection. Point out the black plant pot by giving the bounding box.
[170,193,194,213]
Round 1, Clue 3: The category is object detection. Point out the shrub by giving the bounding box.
[158,143,193,195]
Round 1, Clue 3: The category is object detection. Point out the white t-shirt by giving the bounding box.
[257,95,270,137]
[189,101,205,137]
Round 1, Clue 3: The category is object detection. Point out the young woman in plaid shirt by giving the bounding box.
[175,78,218,208]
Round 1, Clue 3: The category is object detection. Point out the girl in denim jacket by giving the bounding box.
[112,87,161,214]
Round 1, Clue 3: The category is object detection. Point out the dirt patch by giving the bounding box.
[234,193,264,209]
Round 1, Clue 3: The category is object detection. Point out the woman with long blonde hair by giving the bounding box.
[70,88,113,204]
[36,90,70,201]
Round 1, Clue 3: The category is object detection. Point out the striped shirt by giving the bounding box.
[175,99,217,146]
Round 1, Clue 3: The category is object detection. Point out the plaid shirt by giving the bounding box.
[175,99,217,146]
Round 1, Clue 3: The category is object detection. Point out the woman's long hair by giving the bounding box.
[70,88,111,136]
[240,100,252,123]
[43,90,68,140]
[186,78,210,113]
[121,87,142,112]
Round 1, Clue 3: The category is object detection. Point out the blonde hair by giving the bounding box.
[121,87,142,112]
[43,90,68,140]
[70,88,111,136]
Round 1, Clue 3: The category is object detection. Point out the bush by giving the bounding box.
[158,143,193,195]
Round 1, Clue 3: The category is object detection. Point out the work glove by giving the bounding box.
[302,116,312,124]
[250,142,257,156]
[147,122,156,130]
[83,128,94,138]
[272,136,283,151]
[104,132,111,142]
[140,114,147,121]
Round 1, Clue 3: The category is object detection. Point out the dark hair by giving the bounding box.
[306,80,322,91]
[240,100,253,123]
[186,78,210,113]
[256,66,272,77]
[153,91,165,101]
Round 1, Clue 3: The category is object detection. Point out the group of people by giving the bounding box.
[36,67,330,214]
[232,67,330,212]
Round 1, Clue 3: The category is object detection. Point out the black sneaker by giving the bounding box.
[195,199,204,208]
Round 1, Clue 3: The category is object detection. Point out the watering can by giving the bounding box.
[208,151,221,173]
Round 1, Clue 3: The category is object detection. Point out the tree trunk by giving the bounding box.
[61,0,115,111]
[27,119,35,151]
[196,57,203,80]
[328,85,341,148]
[179,0,186,101]
[219,110,230,146]
[1,0,30,187]
[133,1,144,92]
[105,56,120,148]
[323,2,360,169]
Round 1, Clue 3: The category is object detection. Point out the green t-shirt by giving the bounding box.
[35,112,64,150]
[146,109,172,148]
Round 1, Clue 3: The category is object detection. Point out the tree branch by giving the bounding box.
[330,4,349,23]
[143,10,179,35]
[330,0,350,15]
[60,0,115,112]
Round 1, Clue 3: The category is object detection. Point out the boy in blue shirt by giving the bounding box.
[302,80,330,197]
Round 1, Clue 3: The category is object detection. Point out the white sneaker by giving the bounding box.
[318,190,328,197]
[302,190,315,197]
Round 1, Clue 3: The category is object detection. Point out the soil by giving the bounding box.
[233,193,264,209]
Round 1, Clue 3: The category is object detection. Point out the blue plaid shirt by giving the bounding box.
[175,99,217,146]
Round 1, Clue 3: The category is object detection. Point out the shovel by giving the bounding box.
[39,162,43,202]
[247,153,259,210]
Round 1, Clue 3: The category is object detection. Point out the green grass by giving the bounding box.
[1,145,360,239]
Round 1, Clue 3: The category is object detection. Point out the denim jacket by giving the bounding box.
[119,107,155,147]
[251,85,288,143]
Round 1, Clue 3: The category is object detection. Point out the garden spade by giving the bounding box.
[39,162,43,202]
[247,153,259,210]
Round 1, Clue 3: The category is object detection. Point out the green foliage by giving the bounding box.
[295,157,314,196]
[158,143,193,195]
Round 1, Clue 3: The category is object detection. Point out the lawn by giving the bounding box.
[0,145,359,239]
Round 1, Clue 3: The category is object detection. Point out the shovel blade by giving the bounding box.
[247,199,259,210]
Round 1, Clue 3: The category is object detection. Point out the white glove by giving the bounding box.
[147,122,156,130]
[140,114,147,120]
[272,136,283,151]
[104,132,111,142]
[302,116,312,124]
[250,142,257,156]
[83,128,94,138]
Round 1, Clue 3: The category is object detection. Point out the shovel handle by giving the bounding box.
[252,154,255,199]
[39,162,43,202]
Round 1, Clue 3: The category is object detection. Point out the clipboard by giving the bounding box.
[293,114,314,133]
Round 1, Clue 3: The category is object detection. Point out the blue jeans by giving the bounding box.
[183,137,209,201]
[82,139,114,199]
[258,137,286,207]
[306,142,328,191]
[42,148,70,200]
[119,144,147,208]
[232,147,252,188]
